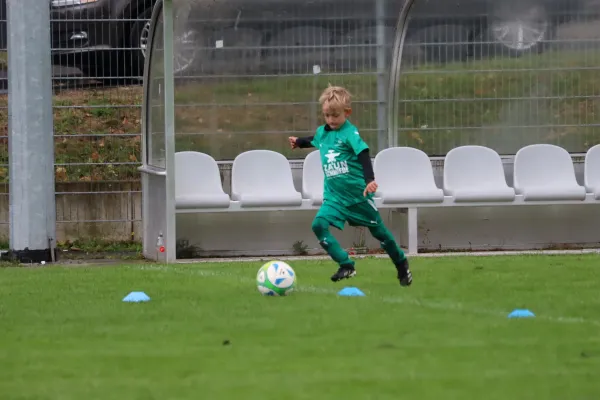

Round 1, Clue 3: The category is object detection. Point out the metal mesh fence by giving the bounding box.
[168,0,600,162]
[48,0,157,245]
[1,0,157,245]
[395,0,600,155]
[170,0,401,161]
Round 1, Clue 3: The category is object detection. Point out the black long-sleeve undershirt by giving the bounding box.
[357,149,375,184]
[295,136,315,149]
[296,136,375,184]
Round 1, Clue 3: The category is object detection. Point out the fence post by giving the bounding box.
[7,0,56,263]
[376,0,388,152]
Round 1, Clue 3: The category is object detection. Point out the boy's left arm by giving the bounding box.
[347,130,378,196]
[358,149,377,196]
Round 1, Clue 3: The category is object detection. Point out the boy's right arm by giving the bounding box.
[289,136,315,149]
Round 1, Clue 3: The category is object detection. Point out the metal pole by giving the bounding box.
[163,0,177,263]
[376,0,388,152]
[6,0,56,263]
[388,0,416,148]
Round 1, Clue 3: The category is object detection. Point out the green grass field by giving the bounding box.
[1,254,600,399]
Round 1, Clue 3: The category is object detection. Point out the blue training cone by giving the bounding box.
[122,291,151,303]
[337,287,366,297]
[508,309,535,318]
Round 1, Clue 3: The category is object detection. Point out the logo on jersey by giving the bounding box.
[323,149,349,178]
[325,150,340,163]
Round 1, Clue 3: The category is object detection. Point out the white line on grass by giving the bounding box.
[134,265,600,327]
[177,249,600,264]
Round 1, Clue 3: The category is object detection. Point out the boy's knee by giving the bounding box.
[369,224,393,243]
[311,217,329,237]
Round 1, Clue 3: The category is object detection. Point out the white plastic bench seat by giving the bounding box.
[172,146,600,258]
[175,151,231,209]
[302,150,324,206]
[374,147,444,204]
[444,146,515,202]
[514,144,586,201]
[231,150,303,207]
[585,144,600,200]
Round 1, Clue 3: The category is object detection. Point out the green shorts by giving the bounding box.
[315,199,382,231]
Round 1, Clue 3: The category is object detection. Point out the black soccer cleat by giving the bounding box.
[396,258,413,287]
[331,265,357,282]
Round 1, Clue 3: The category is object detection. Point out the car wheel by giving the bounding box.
[487,2,552,56]
[139,19,151,59]
[171,29,200,75]
[134,9,200,78]
[128,7,154,81]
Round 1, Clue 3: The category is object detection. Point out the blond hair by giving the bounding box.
[319,85,352,112]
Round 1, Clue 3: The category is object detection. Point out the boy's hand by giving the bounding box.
[289,137,298,149]
[364,181,378,196]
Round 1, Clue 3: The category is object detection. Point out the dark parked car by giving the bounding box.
[169,0,585,75]
[50,0,157,80]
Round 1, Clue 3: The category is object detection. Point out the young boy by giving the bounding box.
[289,86,412,287]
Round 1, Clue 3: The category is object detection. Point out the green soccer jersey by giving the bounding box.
[310,120,372,207]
